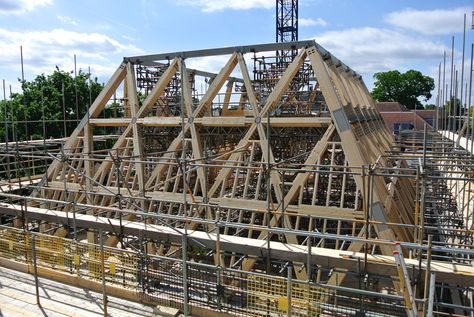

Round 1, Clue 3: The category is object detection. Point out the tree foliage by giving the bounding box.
[424,104,436,110]
[444,98,462,116]
[0,70,104,142]
[371,70,435,110]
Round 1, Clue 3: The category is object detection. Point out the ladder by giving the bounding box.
[393,242,418,317]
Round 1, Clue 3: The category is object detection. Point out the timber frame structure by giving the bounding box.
[0,40,473,316]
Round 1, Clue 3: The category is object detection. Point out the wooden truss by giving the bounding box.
[30,40,417,283]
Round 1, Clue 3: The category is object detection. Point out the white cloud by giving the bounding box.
[0,28,143,78]
[177,0,273,12]
[299,17,327,27]
[185,54,255,99]
[177,0,318,11]
[57,15,78,26]
[185,53,255,79]
[186,55,233,74]
[385,7,471,35]
[122,35,136,42]
[315,27,448,75]
[0,79,20,98]
[0,0,52,14]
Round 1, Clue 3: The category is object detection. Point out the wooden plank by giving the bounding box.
[37,63,127,191]
[179,59,207,196]
[0,204,472,287]
[0,258,230,317]
[146,54,239,188]
[307,46,396,252]
[308,45,406,290]
[89,116,332,127]
[43,180,361,219]
[126,62,146,199]
[93,59,179,190]
[83,122,94,207]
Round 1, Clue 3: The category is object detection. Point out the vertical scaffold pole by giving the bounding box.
[266,111,271,274]
[99,229,108,317]
[2,80,11,185]
[180,66,189,317]
[20,46,28,141]
[422,235,433,316]
[287,264,292,317]
[427,273,436,317]
[460,14,466,143]
[469,43,474,154]
[31,235,40,305]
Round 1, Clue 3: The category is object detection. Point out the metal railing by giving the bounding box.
[0,225,408,316]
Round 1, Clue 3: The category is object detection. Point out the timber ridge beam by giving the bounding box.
[0,204,473,287]
[124,40,362,79]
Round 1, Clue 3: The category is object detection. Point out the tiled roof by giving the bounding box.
[414,109,438,119]
[376,102,407,112]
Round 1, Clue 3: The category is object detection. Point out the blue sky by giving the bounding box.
[0,0,473,104]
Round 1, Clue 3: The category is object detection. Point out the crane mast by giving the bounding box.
[276,0,298,64]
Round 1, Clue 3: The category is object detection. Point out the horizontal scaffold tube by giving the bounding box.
[0,203,472,287]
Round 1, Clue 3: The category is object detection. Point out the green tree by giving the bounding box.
[371,70,435,110]
[443,98,464,130]
[444,98,462,116]
[0,69,104,142]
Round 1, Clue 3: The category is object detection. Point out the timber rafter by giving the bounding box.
[14,40,419,289]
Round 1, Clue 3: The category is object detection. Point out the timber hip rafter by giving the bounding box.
[23,40,415,284]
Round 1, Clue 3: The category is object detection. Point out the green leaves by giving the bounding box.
[371,70,435,110]
[0,69,104,141]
